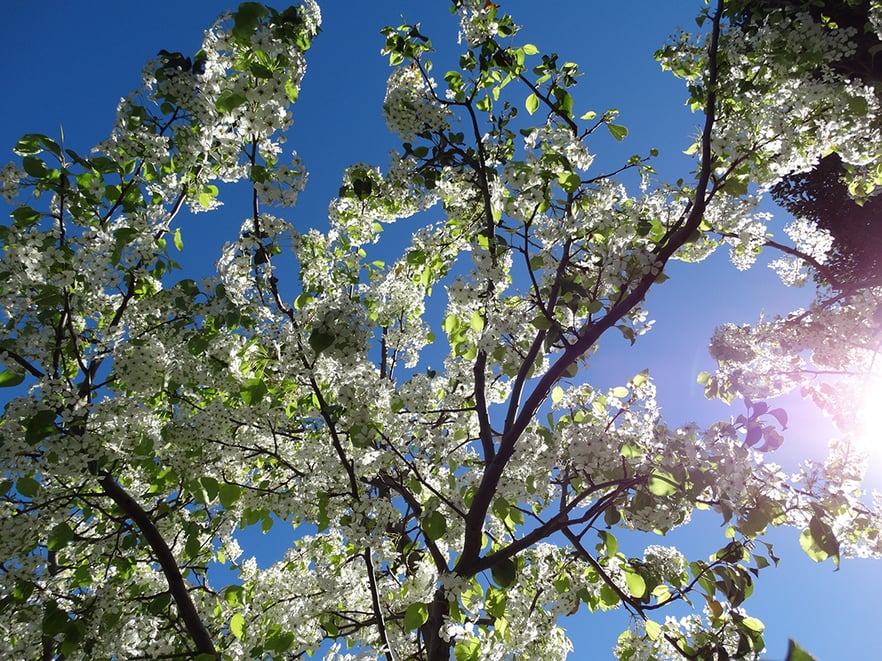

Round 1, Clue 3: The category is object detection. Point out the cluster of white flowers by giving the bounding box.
[713,9,881,187]
[769,217,833,286]
[455,0,513,47]
[0,161,25,201]
[383,66,451,142]
[255,151,307,207]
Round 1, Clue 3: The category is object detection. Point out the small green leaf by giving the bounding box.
[647,471,678,496]
[453,636,481,661]
[644,619,661,641]
[785,639,819,661]
[22,156,49,178]
[16,476,40,498]
[598,530,618,556]
[0,369,25,388]
[240,379,268,405]
[406,249,427,266]
[469,310,485,332]
[525,93,539,115]
[486,587,507,618]
[230,612,245,640]
[551,385,564,405]
[607,123,628,141]
[308,331,335,355]
[14,134,43,155]
[404,602,429,629]
[219,483,242,508]
[610,386,629,398]
[490,557,517,588]
[197,476,219,503]
[47,522,74,551]
[173,227,183,251]
[148,592,172,615]
[422,510,447,541]
[530,315,552,330]
[557,171,581,193]
[741,616,764,632]
[522,43,539,55]
[224,585,245,607]
[624,568,646,598]
[12,206,40,227]
[216,91,247,113]
[25,409,57,445]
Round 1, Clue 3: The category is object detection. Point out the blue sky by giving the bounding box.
[1,2,880,659]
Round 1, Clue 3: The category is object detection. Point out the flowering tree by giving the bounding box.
[1,0,880,659]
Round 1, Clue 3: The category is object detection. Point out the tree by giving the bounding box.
[732,0,882,290]
[0,1,880,659]
[771,152,882,288]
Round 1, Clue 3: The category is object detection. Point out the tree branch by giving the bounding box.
[98,473,217,658]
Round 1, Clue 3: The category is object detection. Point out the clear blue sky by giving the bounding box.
[1,2,880,659]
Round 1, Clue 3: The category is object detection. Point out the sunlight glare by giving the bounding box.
[857,370,882,451]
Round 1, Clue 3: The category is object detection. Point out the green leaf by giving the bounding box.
[598,530,618,556]
[607,123,628,141]
[599,583,620,607]
[530,315,553,330]
[22,156,49,178]
[490,557,517,588]
[785,639,818,661]
[47,522,74,551]
[0,369,25,388]
[647,471,678,496]
[285,78,299,103]
[308,331,335,355]
[552,86,573,115]
[42,601,70,637]
[224,585,246,607]
[216,91,247,113]
[404,602,429,629]
[741,616,764,632]
[557,171,581,193]
[240,379,268,405]
[232,2,267,42]
[219,483,242,508]
[148,592,172,615]
[25,409,57,445]
[522,43,539,55]
[486,587,507,618]
[173,227,184,252]
[644,619,661,641]
[197,476,219,504]
[443,314,461,334]
[453,636,481,661]
[14,134,44,155]
[16,476,40,498]
[11,205,40,227]
[624,567,646,598]
[525,93,539,115]
[230,612,245,640]
[112,227,140,265]
[422,510,447,541]
[469,310,485,332]
[406,249,427,266]
[551,386,564,405]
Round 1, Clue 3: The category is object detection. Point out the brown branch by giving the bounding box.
[98,473,217,658]
[455,0,726,575]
